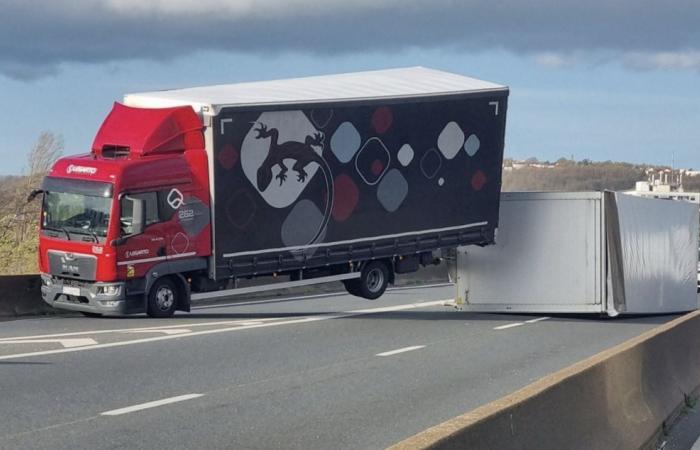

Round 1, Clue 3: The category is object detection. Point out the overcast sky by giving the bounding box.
[0,0,698,174]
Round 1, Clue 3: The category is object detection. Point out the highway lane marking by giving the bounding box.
[493,323,524,330]
[376,345,426,357]
[0,299,450,361]
[0,338,98,348]
[101,394,204,416]
[494,317,550,330]
[120,329,191,335]
[0,318,283,342]
[525,317,550,324]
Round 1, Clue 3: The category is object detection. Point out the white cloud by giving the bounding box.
[623,51,700,71]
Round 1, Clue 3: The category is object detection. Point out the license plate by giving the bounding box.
[62,286,80,296]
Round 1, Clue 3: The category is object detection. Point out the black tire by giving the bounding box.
[80,311,102,318]
[353,261,390,300]
[147,277,179,318]
[343,279,361,297]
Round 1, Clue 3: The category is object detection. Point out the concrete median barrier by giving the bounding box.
[0,274,63,318]
[390,310,700,450]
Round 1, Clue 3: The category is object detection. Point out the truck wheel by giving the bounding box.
[354,261,390,300]
[147,277,178,318]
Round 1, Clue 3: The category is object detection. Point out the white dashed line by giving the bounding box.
[376,345,426,357]
[101,394,204,416]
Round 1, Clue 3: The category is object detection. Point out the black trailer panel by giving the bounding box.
[212,92,508,279]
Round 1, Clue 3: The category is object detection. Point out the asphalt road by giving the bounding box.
[0,284,680,450]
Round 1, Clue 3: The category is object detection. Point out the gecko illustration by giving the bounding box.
[254,122,334,246]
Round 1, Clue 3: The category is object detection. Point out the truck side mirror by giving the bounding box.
[27,189,44,203]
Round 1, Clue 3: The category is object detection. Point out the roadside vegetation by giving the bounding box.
[0,132,62,275]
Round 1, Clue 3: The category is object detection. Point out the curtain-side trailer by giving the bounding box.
[38,67,509,317]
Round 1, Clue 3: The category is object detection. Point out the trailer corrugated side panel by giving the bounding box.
[208,91,507,278]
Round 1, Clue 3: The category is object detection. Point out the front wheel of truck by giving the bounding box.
[147,277,178,318]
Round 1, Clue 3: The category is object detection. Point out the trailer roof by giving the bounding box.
[124,67,507,115]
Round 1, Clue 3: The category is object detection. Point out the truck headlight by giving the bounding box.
[97,285,120,296]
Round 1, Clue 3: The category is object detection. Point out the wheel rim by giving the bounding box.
[155,286,175,311]
[366,268,385,293]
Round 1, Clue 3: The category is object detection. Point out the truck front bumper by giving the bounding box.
[40,274,130,316]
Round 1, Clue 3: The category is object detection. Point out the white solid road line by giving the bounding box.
[525,317,550,324]
[120,329,192,335]
[493,323,525,330]
[101,394,204,416]
[376,345,426,357]
[0,338,98,348]
[494,317,550,330]
[0,319,281,342]
[0,300,450,361]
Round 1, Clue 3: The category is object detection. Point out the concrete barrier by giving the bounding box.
[0,274,62,318]
[390,311,700,450]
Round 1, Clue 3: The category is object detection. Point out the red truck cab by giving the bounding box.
[38,103,211,317]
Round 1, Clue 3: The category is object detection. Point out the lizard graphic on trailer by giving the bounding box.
[253,122,334,246]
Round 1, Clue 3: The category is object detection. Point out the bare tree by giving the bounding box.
[17,132,63,239]
[0,132,63,274]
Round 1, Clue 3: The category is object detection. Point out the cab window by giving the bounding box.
[120,192,159,235]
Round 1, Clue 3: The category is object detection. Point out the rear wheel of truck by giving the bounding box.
[147,277,178,318]
[345,261,390,300]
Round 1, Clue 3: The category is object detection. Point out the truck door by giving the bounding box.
[117,192,168,280]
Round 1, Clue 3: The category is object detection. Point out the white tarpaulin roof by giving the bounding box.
[124,67,507,114]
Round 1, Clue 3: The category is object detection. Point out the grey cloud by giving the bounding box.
[1,0,699,79]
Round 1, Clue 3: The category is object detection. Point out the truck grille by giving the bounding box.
[48,251,97,281]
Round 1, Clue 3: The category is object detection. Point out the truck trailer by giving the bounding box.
[450,191,699,316]
[35,67,509,317]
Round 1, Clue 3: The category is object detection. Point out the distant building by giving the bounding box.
[625,169,700,206]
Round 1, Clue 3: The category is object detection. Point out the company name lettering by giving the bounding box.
[126,249,149,259]
[67,165,97,175]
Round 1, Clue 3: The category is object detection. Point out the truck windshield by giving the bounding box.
[42,192,112,242]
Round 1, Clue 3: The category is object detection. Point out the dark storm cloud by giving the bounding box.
[1,0,699,79]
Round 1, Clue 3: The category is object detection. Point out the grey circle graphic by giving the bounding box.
[377,169,409,213]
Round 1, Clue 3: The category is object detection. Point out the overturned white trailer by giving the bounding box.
[450,192,699,316]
